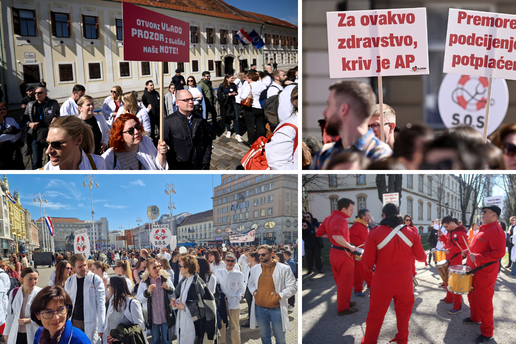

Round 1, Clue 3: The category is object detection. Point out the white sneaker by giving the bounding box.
[225,131,231,138]
[235,134,243,142]
[288,305,294,312]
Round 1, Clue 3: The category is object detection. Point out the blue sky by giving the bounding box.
[4,174,222,231]
[224,0,298,26]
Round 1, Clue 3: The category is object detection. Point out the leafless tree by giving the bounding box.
[499,175,516,225]
[302,174,356,213]
[458,174,490,227]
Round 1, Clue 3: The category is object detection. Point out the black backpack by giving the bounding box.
[217,84,229,107]
[263,83,297,131]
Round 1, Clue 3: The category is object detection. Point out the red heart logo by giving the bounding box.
[412,66,417,72]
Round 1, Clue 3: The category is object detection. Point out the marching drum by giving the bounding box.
[436,260,449,285]
[433,249,446,262]
[448,265,474,295]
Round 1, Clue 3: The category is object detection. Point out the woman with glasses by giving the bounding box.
[172,254,217,344]
[102,113,167,170]
[136,258,175,344]
[5,267,41,344]
[219,74,242,142]
[43,116,107,170]
[490,123,516,169]
[184,76,205,119]
[101,86,123,126]
[114,92,151,134]
[30,285,90,344]
[0,102,24,170]
[104,276,146,344]
[239,71,266,146]
[50,260,73,288]
[77,95,109,155]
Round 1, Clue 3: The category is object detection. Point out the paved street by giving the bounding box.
[36,265,298,344]
[302,250,516,344]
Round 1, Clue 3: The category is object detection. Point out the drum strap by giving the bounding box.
[377,224,413,250]
[465,260,497,275]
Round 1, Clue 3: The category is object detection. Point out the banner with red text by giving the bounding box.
[444,9,516,79]
[326,8,429,78]
[123,2,189,62]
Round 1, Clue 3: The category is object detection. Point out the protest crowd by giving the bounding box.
[0,244,297,344]
[0,65,298,171]
[303,199,512,344]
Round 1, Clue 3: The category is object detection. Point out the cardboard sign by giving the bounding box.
[326,8,429,78]
[74,229,91,259]
[123,2,189,62]
[438,73,508,135]
[150,224,172,248]
[484,196,504,211]
[229,230,255,243]
[444,9,516,79]
[382,193,399,207]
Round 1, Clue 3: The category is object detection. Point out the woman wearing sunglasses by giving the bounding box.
[490,123,516,169]
[4,267,41,344]
[30,285,90,344]
[184,76,205,119]
[101,86,123,126]
[43,115,107,170]
[50,260,73,288]
[77,96,109,155]
[102,113,167,170]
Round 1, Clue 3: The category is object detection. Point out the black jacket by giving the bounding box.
[507,224,515,247]
[140,270,175,329]
[163,110,212,170]
[22,98,60,135]
[171,75,186,90]
[427,226,439,248]
[141,89,160,118]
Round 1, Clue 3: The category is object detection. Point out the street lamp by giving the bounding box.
[83,175,99,252]
[164,183,176,235]
[33,193,49,252]
[136,217,142,249]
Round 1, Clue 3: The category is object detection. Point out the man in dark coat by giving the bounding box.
[427,221,439,264]
[171,69,185,90]
[163,90,212,170]
[505,216,515,268]
[141,80,160,141]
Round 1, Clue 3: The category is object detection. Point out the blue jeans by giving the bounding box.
[255,306,286,344]
[151,322,171,344]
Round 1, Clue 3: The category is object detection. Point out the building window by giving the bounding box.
[260,197,265,204]
[358,196,366,210]
[418,175,424,192]
[208,60,214,71]
[58,64,74,82]
[245,190,249,197]
[114,19,123,40]
[13,9,37,36]
[191,60,199,73]
[253,58,257,66]
[427,178,432,196]
[227,216,230,222]
[261,185,266,192]
[260,209,266,216]
[418,201,423,221]
[269,183,273,190]
[407,199,413,218]
[330,196,338,211]
[217,218,221,224]
[268,208,273,215]
[119,62,130,78]
[286,205,290,214]
[191,26,199,43]
[51,12,70,38]
[286,193,290,201]
[206,28,214,44]
[254,188,258,194]
[233,31,239,45]
[254,211,258,218]
[233,214,237,221]
[245,212,249,219]
[329,175,337,187]
[357,174,366,184]
[427,203,432,221]
[407,175,413,188]
[163,62,169,74]
[141,62,151,76]
[220,29,228,44]
[83,15,99,39]
[254,199,258,206]
[88,63,102,80]
[22,64,40,83]
[177,62,185,73]
[268,195,273,203]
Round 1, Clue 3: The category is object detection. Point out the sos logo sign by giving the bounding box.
[438,73,508,136]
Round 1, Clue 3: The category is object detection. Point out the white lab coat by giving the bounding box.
[43,150,106,170]
[247,263,297,332]
[64,272,106,344]
[214,268,245,309]
[5,286,42,344]
[0,269,10,313]
[512,231,516,263]
[77,113,110,146]
[48,270,55,286]
[265,114,298,170]
[103,297,147,344]
[61,97,78,116]
[102,135,167,170]
[173,275,195,344]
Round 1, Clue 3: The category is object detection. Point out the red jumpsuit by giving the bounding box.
[440,225,468,310]
[349,219,372,293]
[466,221,505,338]
[316,210,354,312]
[360,222,427,344]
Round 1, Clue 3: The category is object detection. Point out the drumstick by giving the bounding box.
[462,237,477,267]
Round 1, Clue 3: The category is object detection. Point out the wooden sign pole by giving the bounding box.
[159,62,165,143]
[483,77,493,142]
[378,76,385,142]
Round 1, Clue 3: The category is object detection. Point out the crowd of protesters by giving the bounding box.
[303,80,516,170]
[0,243,297,344]
[1,65,298,170]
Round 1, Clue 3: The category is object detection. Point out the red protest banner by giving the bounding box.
[123,2,189,62]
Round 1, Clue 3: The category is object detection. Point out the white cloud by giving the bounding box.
[40,201,75,210]
[103,204,129,209]
[46,179,83,201]
[120,179,146,189]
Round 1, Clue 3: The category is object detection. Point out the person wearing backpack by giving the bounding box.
[264,86,298,170]
[4,267,41,344]
[219,75,242,142]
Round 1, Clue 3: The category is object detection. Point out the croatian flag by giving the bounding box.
[249,30,265,49]
[6,193,16,204]
[236,28,252,46]
[45,216,54,237]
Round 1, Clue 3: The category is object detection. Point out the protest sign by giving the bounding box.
[484,196,504,211]
[150,224,172,248]
[326,8,429,79]
[229,230,255,244]
[74,229,91,259]
[123,2,189,63]
[382,193,399,207]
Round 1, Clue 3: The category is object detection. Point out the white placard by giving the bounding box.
[229,230,255,243]
[150,224,172,248]
[484,196,504,211]
[74,229,91,259]
[382,193,399,207]
[438,73,508,136]
[326,7,429,78]
[444,9,516,79]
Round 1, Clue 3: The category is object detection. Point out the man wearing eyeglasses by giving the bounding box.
[248,245,297,344]
[214,253,245,344]
[64,254,105,344]
[163,89,213,170]
[462,205,505,344]
[367,103,396,150]
[22,87,60,169]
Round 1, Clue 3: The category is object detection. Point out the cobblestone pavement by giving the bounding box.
[37,266,298,344]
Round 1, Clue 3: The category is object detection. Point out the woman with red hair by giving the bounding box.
[102,113,167,170]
